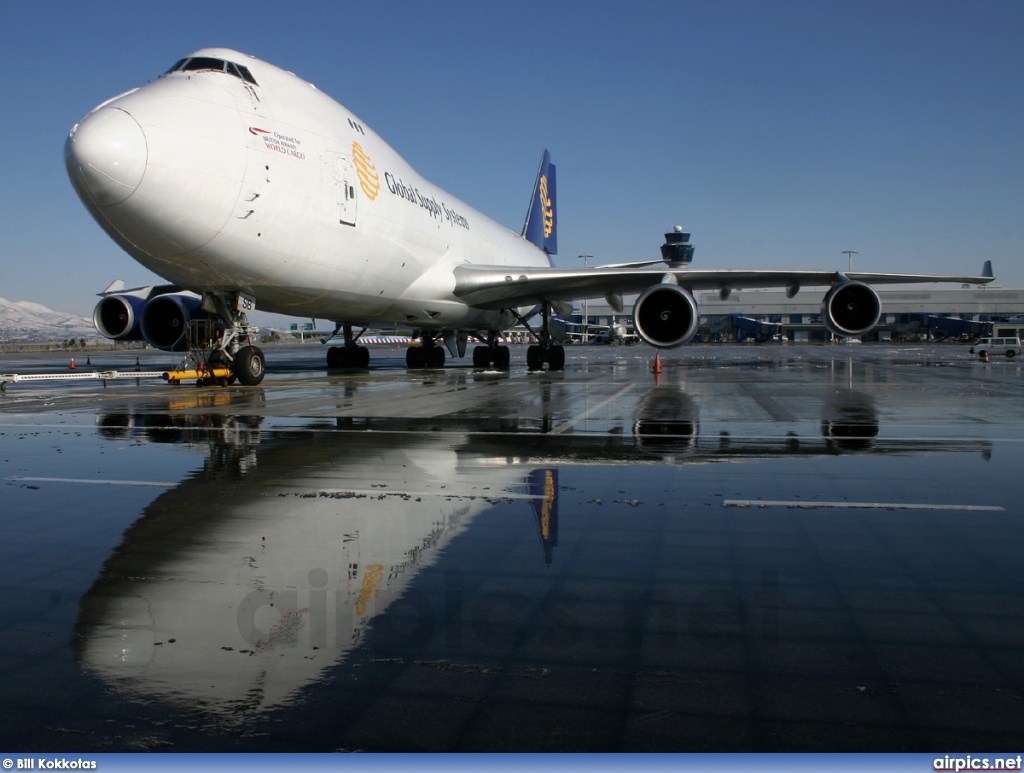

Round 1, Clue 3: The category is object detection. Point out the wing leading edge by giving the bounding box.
[453,264,995,311]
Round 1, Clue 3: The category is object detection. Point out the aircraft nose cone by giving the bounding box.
[65,107,147,207]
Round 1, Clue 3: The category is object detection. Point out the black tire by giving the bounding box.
[234,345,265,386]
[326,346,343,369]
[429,346,446,368]
[406,346,424,368]
[527,345,542,371]
[473,346,490,368]
[357,346,370,367]
[1007,350,1016,358]
[495,345,511,370]
[548,345,566,371]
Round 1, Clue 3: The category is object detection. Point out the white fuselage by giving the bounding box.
[66,48,549,330]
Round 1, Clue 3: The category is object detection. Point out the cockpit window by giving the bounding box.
[181,56,227,73]
[230,62,258,85]
[164,56,259,86]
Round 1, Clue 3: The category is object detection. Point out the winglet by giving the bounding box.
[981,260,993,279]
[522,150,557,258]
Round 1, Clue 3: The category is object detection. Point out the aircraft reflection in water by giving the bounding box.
[76,418,557,718]
[75,389,988,719]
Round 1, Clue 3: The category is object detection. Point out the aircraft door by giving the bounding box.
[324,154,357,227]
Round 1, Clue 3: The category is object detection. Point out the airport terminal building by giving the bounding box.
[574,285,1024,342]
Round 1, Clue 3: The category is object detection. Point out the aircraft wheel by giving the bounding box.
[473,346,490,368]
[548,345,566,371]
[234,345,266,386]
[495,345,511,370]
[527,345,543,371]
[429,346,446,368]
[327,346,343,369]
[357,346,370,367]
[406,346,424,368]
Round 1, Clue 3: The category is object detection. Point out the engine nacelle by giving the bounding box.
[632,283,699,348]
[821,281,881,338]
[93,294,147,340]
[140,292,205,351]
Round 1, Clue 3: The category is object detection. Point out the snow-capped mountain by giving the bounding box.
[0,297,95,342]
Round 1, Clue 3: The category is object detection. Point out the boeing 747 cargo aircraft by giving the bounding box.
[65,49,993,385]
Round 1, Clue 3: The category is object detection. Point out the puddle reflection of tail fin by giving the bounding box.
[527,469,559,565]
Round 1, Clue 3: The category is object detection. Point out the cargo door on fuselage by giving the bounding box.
[323,154,357,227]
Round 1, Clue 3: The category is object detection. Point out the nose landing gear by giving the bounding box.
[164,292,265,386]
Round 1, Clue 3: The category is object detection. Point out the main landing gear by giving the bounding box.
[526,343,565,371]
[471,332,511,370]
[404,303,566,372]
[403,329,512,370]
[406,340,446,368]
[515,303,565,372]
[325,323,370,369]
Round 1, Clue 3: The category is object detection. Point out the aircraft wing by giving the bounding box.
[452,264,994,311]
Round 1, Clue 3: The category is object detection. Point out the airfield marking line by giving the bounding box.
[549,383,635,435]
[11,476,178,487]
[724,500,1004,512]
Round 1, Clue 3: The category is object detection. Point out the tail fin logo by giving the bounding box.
[523,150,557,255]
[539,175,554,238]
[352,142,380,201]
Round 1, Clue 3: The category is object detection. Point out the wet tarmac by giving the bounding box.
[1,342,1023,751]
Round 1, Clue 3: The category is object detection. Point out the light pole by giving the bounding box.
[579,254,592,341]
[842,250,859,271]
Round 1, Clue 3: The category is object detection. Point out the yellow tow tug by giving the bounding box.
[162,365,236,387]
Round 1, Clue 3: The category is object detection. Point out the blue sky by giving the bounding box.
[2,0,1022,319]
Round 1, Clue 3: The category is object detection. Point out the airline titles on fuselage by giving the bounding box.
[250,127,306,160]
[250,125,467,228]
[384,171,470,230]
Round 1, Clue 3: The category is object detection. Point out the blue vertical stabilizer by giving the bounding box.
[522,150,557,258]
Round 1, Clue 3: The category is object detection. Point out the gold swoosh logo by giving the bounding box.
[352,142,380,201]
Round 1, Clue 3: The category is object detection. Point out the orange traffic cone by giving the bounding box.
[69,357,76,369]
[652,352,662,373]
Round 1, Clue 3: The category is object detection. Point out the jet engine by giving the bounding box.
[821,281,881,338]
[139,292,206,351]
[632,283,699,348]
[93,294,147,341]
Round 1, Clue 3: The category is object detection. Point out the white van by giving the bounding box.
[970,337,1021,358]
